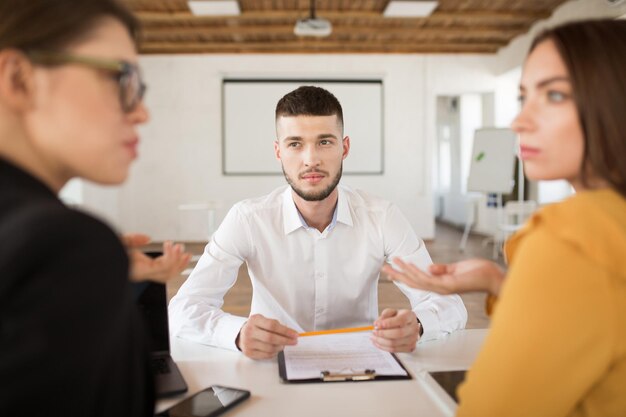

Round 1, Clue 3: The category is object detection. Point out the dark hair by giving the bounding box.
[530,19,626,198]
[275,86,344,132]
[0,0,139,52]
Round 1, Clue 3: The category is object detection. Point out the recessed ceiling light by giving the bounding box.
[383,1,438,18]
[188,0,241,16]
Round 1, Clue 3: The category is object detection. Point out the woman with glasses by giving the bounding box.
[384,19,626,416]
[0,1,155,415]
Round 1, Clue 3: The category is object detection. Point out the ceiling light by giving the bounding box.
[294,0,332,37]
[383,1,438,17]
[188,0,240,16]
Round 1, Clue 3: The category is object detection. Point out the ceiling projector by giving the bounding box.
[294,17,332,37]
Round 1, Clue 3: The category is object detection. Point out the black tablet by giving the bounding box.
[429,370,466,402]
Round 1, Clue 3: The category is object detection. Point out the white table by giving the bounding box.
[157,329,488,417]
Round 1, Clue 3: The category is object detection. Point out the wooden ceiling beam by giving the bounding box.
[135,9,550,25]
[123,2,565,54]
[141,25,526,39]
[138,41,500,54]
[123,0,188,13]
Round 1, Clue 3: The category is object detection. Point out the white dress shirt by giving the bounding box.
[169,185,467,351]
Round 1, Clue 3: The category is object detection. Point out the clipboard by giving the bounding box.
[277,351,412,384]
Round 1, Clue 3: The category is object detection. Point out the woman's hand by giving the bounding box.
[382,258,505,297]
[122,233,192,283]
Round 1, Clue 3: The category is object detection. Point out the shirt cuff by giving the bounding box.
[213,314,248,352]
[413,307,441,342]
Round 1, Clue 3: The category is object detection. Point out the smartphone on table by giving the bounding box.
[156,385,250,417]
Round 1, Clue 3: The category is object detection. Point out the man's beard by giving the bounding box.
[282,164,343,202]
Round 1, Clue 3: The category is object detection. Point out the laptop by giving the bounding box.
[135,281,188,398]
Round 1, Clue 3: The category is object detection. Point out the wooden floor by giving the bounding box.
[159,221,500,330]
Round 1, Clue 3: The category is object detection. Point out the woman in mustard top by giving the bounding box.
[383,20,626,417]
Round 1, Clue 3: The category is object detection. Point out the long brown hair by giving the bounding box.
[530,19,626,198]
[0,0,139,52]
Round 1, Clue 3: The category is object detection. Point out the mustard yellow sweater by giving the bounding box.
[457,189,626,417]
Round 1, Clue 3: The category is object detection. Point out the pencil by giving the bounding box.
[299,325,374,337]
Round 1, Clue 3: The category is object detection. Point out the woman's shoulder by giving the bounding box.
[508,189,626,277]
[0,202,127,276]
[535,188,626,238]
[4,202,119,245]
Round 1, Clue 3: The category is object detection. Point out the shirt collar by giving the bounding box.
[296,203,338,231]
[282,185,354,235]
[335,186,354,227]
[283,187,303,235]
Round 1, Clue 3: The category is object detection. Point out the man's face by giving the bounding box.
[274,115,349,202]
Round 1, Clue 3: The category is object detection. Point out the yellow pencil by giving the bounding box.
[299,325,375,337]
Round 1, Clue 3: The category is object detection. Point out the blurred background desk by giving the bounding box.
[178,202,220,242]
[157,329,488,417]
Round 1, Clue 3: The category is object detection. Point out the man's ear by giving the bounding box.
[342,136,350,160]
[0,49,36,111]
[274,140,281,161]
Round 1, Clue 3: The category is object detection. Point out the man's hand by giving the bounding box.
[382,258,505,297]
[371,309,420,353]
[123,234,192,283]
[236,314,298,360]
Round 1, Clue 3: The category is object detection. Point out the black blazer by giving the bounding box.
[0,159,154,416]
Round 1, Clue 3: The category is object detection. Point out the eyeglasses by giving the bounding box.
[27,50,147,113]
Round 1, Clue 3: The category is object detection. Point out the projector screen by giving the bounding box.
[222,79,384,175]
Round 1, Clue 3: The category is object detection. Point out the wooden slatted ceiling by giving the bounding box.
[122,0,568,54]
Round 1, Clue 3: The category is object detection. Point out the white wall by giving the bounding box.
[74,53,497,241]
[58,178,83,206]
[66,0,626,242]
[494,67,522,128]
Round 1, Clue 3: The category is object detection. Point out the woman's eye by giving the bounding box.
[517,94,526,105]
[547,91,568,102]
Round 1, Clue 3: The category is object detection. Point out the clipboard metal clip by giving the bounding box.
[320,369,376,382]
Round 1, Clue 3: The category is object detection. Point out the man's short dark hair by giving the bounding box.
[275,86,344,132]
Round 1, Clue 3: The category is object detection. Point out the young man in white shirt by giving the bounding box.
[169,86,467,359]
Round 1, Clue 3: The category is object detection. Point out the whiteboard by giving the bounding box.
[222,79,383,175]
[467,128,517,193]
